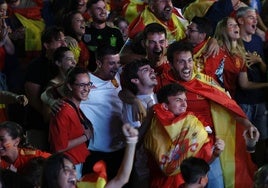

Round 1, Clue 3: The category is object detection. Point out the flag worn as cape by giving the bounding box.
[144,104,209,176]
[177,73,256,188]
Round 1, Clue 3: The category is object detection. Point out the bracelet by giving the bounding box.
[83,134,89,141]
[126,136,138,144]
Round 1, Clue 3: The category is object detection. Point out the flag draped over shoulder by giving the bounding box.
[144,104,209,176]
[179,73,257,188]
[77,160,107,188]
[128,6,186,44]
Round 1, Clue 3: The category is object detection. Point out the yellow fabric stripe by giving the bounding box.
[145,114,209,176]
[210,102,236,188]
[15,13,45,51]
[142,7,186,44]
[76,177,106,188]
[0,104,5,109]
[183,0,215,21]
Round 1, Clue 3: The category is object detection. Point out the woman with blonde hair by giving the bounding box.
[209,16,268,98]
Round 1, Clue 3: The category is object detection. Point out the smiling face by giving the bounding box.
[57,51,77,73]
[145,32,168,65]
[44,32,67,53]
[0,128,19,158]
[226,17,240,40]
[150,0,173,22]
[57,158,77,188]
[171,51,194,82]
[96,54,120,80]
[69,73,91,102]
[71,13,86,37]
[89,0,107,24]
[163,91,187,116]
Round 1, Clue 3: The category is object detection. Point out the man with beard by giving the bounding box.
[128,0,188,44]
[80,46,125,181]
[184,16,227,82]
[83,0,124,72]
[155,41,259,188]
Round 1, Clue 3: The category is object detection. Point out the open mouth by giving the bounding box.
[182,69,191,77]
[153,51,162,56]
[68,178,77,185]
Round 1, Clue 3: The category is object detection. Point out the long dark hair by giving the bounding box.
[0,121,29,148]
[41,153,73,188]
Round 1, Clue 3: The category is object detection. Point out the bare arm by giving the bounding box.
[41,85,65,115]
[238,72,268,90]
[105,124,138,188]
[234,116,259,139]
[0,91,28,106]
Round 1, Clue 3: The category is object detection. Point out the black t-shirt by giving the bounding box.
[83,25,124,71]
[235,34,267,104]
[24,55,58,130]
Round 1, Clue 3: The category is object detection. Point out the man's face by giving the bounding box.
[58,51,77,73]
[89,0,107,24]
[150,0,173,22]
[164,92,187,116]
[44,32,67,52]
[186,23,204,46]
[145,32,167,64]
[135,64,158,90]
[97,54,120,80]
[172,51,194,81]
[239,10,257,35]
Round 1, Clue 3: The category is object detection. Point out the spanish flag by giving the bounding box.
[179,73,257,188]
[144,104,211,187]
[77,160,107,188]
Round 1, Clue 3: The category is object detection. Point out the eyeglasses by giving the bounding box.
[73,82,93,89]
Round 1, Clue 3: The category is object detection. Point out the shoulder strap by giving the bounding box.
[63,99,93,130]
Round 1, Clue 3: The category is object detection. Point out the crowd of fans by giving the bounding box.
[1,0,268,187]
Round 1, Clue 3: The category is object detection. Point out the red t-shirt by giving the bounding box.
[49,102,90,164]
[0,148,50,174]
